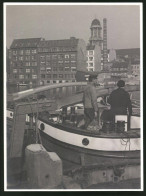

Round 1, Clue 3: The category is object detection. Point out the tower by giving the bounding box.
[102,18,108,70]
[89,19,102,47]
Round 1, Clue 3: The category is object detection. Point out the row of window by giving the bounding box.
[13,69,37,73]
[12,55,37,61]
[40,67,76,72]
[11,62,37,66]
[39,54,76,62]
[12,49,37,55]
[13,74,37,79]
[40,61,76,67]
[38,47,76,53]
[41,74,75,79]
[111,67,127,71]
[131,65,140,69]
[50,80,75,83]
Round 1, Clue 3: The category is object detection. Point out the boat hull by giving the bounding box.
[38,119,140,168]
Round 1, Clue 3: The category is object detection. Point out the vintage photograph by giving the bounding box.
[4,2,143,191]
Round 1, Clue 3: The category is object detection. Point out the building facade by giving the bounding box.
[87,19,103,72]
[8,37,86,86]
[86,45,101,72]
[38,37,86,85]
[8,38,44,86]
[110,61,128,82]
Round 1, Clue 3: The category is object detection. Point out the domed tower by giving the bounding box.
[89,19,102,47]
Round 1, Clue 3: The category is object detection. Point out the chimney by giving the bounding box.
[103,18,108,70]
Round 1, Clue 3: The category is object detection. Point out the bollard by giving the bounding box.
[25,144,63,189]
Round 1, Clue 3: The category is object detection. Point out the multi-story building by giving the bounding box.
[131,59,140,78]
[8,38,44,87]
[38,37,86,85]
[115,48,140,63]
[8,37,86,86]
[86,19,102,72]
[110,61,128,82]
[86,45,101,72]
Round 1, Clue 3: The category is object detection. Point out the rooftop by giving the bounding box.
[10,38,44,48]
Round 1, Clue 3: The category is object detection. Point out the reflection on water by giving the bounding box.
[7,83,140,101]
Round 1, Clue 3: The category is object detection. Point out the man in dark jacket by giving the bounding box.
[108,80,132,115]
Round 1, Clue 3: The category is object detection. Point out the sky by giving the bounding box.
[5,3,141,49]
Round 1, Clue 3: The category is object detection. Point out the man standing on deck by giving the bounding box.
[80,75,98,129]
[108,80,132,115]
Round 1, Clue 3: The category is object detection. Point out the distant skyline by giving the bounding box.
[5,3,142,49]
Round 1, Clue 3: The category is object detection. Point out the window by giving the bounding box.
[32,69,36,73]
[19,56,23,61]
[71,67,76,72]
[46,67,52,72]
[53,74,57,78]
[89,57,93,61]
[19,69,23,73]
[58,60,63,63]
[13,56,18,61]
[46,55,51,61]
[59,74,63,78]
[89,63,93,67]
[46,62,50,66]
[32,62,37,66]
[25,56,30,61]
[19,75,24,79]
[32,56,35,60]
[71,54,76,59]
[13,69,17,73]
[26,62,30,66]
[59,67,64,71]
[32,49,37,54]
[41,74,45,79]
[65,67,69,71]
[58,54,64,59]
[53,67,58,71]
[25,74,30,79]
[46,74,51,78]
[52,55,57,59]
[26,69,30,73]
[13,74,18,79]
[19,50,23,55]
[65,54,69,59]
[32,75,37,79]
[13,50,17,55]
[26,50,30,55]
[89,51,93,55]
[40,62,45,66]
[40,56,45,62]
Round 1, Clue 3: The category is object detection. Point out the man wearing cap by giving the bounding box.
[108,80,132,115]
[81,75,98,129]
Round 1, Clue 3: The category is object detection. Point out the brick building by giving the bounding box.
[38,37,86,85]
[8,37,86,86]
[8,38,44,86]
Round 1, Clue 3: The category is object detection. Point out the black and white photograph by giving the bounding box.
[4,2,143,191]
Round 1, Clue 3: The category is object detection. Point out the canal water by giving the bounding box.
[7,83,140,101]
